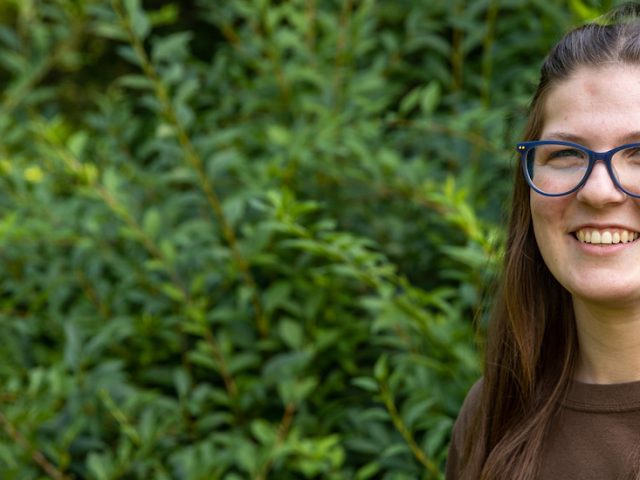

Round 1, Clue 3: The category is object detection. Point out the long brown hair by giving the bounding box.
[460,4,640,479]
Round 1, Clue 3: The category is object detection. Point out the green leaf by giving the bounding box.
[63,322,82,371]
[264,281,292,315]
[278,318,304,349]
[123,0,151,39]
[234,439,259,474]
[0,443,18,469]
[160,282,186,301]
[116,74,154,90]
[152,32,193,62]
[399,86,421,115]
[92,22,128,41]
[374,355,388,381]
[356,461,382,480]
[251,419,277,445]
[266,125,291,145]
[87,452,113,480]
[174,368,191,399]
[352,377,378,392]
[420,81,441,114]
[142,208,161,238]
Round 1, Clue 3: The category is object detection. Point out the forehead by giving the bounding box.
[541,64,640,145]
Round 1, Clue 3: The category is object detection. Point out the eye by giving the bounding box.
[535,146,587,169]
[623,147,640,157]
[615,146,640,166]
[548,148,583,159]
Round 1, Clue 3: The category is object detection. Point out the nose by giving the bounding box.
[575,161,627,206]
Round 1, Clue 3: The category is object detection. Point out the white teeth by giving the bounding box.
[576,228,638,245]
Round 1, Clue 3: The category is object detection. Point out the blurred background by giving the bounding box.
[0,0,616,478]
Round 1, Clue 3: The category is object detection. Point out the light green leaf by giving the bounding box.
[123,0,151,39]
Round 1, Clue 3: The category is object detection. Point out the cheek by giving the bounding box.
[530,195,567,259]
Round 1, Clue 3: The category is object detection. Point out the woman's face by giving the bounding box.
[531,64,640,310]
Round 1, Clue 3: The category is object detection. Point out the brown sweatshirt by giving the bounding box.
[446,379,640,479]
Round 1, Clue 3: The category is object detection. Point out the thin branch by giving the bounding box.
[378,380,440,479]
[332,0,353,111]
[260,11,292,105]
[76,270,111,320]
[481,0,499,106]
[33,121,241,403]
[0,411,71,480]
[450,1,464,92]
[203,328,239,399]
[111,0,268,337]
[99,389,141,446]
[2,11,83,113]
[305,0,317,53]
[255,403,297,480]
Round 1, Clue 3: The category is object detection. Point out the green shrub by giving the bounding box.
[0,0,611,478]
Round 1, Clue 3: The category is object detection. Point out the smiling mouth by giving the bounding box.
[575,228,640,245]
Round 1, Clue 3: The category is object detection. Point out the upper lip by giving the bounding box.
[570,224,640,233]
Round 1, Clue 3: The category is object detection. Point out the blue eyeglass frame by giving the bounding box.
[517,140,640,198]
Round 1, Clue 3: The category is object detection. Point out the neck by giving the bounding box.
[573,298,640,384]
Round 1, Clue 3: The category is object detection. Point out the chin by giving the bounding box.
[569,283,640,307]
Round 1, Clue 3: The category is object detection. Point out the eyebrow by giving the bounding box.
[541,131,640,145]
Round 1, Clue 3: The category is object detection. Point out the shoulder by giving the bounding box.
[446,378,484,480]
[455,378,484,432]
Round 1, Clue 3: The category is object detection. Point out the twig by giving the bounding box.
[0,411,71,480]
[76,270,111,319]
[2,10,83,113]
[99,389,141,446]
[111,0,268,337]
[332,0,353,110]
[451,1,464,91]
[33,121,241,402]
[481,0,499,106]
[378,380,440,478]
[255,403,297,480]
[203,328,239,399]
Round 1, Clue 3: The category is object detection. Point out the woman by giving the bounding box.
[447,3,640,479]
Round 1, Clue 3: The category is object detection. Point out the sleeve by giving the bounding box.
[445,379,484,480]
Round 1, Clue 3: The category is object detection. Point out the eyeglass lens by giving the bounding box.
[525,144,640,195]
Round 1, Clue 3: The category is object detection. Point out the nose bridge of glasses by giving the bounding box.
[583,149,620,189]
[589,149,611,163]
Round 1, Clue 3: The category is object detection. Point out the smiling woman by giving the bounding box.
[533,65,640,311]
[446,3,640,480]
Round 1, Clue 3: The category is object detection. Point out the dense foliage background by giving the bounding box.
[0,0,617,478]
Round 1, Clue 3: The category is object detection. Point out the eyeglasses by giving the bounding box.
[517,140,640,197]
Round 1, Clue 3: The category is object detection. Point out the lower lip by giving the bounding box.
[573,234,639,255]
